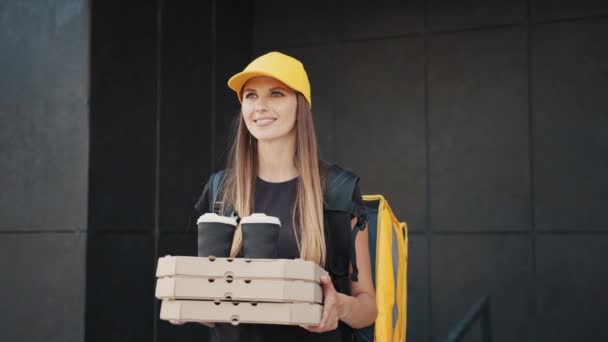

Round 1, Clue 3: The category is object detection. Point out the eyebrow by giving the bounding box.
[242,87,288,93]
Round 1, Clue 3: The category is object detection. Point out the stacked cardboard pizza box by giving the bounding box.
[155,255,326,326]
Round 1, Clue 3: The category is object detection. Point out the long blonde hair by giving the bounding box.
[219,93,327,266]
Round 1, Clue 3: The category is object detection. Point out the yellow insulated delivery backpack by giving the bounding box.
[356,195,408,342]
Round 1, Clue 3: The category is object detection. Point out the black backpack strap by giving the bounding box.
[324,164,366,283]
[351,210,368,282]
[207,170,239,219]
[210,170,225,214]
[324,165,359,213]
[323,164,368,342]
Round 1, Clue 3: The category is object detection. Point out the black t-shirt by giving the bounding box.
[254,176,300,259]
[194,174,366,342]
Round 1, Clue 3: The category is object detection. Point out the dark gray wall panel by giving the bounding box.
[531,0,608,22]
[532,19,608,231]
[428,28,530,231]
[159,0,254,231]
[86,233,154,342]
[431,235,533,342]
[214,0,254,170]
[0,233,85,342]
[88,0,158,231]
[407,234,430,342]
[278,45,341,162]
[536,234,608,341]
[343,0,424,39]
[159,1,213,232]
[427,0,526,32]
[334,37,427,231]
[0,0,88,231]
[158,233,197,258]
[253,0,342,49]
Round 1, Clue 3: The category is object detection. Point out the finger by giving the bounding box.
[320,292,338,327]
[329,317,339,330]
[319,275,335,293]
[318,305,329,329]
[305,325,323,333]
[320,314,338,332]
[299,324,318,333]
[306,319,337,333]
[320,276,337,307]
[319,305,337,330]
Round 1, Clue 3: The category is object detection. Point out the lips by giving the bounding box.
[254,118,276,127]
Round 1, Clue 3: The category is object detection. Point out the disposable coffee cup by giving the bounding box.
[240,213,281,259]
[197,213,238,257]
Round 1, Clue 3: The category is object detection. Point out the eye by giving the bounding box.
[244,92,257,99]
[271,91,284,97]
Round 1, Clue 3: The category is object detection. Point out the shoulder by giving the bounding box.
[320,161,361,213]
[209,169,229,199]
[210,169,226,182]
[194,169,227,213]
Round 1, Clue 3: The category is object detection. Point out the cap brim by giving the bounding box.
[227,70,279,101]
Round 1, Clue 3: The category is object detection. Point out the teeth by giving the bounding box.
[256,119,275,126]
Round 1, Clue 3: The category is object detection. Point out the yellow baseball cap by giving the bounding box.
[227,51,312,107]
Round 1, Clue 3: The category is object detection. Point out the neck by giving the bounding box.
[256,134,298,182]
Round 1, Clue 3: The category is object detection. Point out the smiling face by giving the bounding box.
[241,76,298,143]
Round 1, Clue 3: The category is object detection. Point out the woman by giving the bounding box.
[188,51,377,341]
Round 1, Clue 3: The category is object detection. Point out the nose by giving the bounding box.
[254,96,268,113]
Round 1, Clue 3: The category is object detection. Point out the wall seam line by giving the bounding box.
[526,0,539,340]
[423,0,433,340]
[152,0,163,340]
